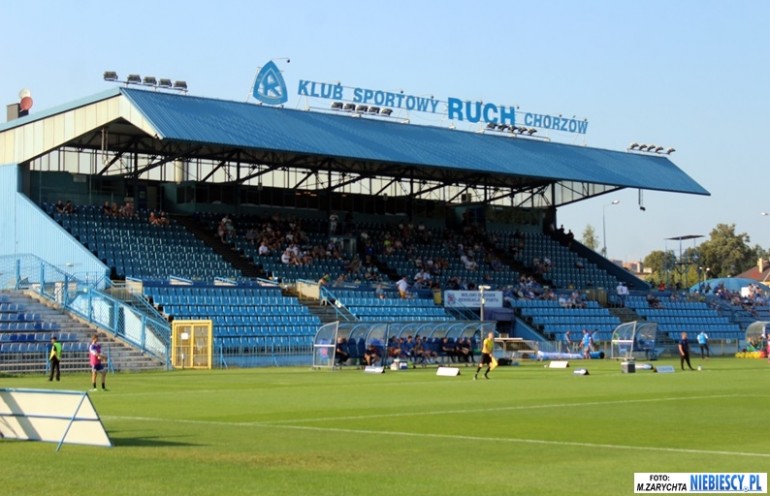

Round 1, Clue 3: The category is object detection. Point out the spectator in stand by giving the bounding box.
[55,200,67,214]
[245,227,258,245]
[158,211,170,226]
[414,268,431,289]
[280,248,292,265]
[616,282,629,306]
[120,201,135,218]
[460,251,478,271]
[566,229,575,247]
[569,291,586,309]
[258,240,270,256]
[63,200,74,214]
[397,276,410,299]
[149,211,160,226]
[646,292,661,308]
[374,284,386,300]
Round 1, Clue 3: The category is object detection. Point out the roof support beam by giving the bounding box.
[374,177,398,196]
[446,185,471,203]
[97,150,125,176]
[200,151,239,183]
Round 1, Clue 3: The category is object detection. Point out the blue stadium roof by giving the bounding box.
[119,88,708,196]
[0,86,708,197]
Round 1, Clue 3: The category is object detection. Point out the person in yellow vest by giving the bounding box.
[48,336,62,381]
[474,332,497,380]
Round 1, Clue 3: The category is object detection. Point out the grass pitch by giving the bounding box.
[1,357,768,496]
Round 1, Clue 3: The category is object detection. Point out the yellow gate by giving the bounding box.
[171,320,213,369]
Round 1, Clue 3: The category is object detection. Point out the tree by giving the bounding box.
[643,250,677,284]
[582,225,598,251]
[698,224,755,277]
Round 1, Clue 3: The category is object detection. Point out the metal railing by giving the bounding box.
[0,254,171,367]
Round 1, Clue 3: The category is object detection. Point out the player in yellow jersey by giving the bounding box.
[474,332,495,380]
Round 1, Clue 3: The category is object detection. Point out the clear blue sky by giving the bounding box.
[1,0,768,263]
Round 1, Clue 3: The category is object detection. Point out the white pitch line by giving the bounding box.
[261,393,755,424]
[105,414,770,459]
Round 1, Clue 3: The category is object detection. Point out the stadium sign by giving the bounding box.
[443,290,503,309]
[297,80,588,134]
[252,61,588,134]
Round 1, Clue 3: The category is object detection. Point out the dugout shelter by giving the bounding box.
[745,321,769,349]
[610,320,660,360]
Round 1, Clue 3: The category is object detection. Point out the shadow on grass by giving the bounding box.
[110,434,202,448]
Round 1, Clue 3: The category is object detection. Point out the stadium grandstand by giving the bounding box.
[0,84,752,373]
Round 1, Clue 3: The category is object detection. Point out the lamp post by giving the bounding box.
[602,200,620,257]
[479,285,491,321]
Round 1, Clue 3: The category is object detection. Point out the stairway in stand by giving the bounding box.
[0,291,165,374]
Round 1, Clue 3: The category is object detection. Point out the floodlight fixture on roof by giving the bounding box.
[143,76,157,86]
[666,147,676,154]
[629,142,639,150]
[330,101,343,110]
[368,106,380,114]
[486,122,496,130]
[126,74,142,84]
[654,146,664,153]
[356,104,368,112]
[380,108,393,116]
[103,71,118,81]
[497,124,509,131]
[343,103,356,111]
[173,80,188,92]
[158,78,172,88]
[527,128,537,135]
[638,144,648,151]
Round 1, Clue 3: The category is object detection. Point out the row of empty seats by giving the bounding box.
[0,342,89,353]
[145,285,321,338]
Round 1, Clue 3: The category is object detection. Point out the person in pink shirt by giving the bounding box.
[89,334,108,391]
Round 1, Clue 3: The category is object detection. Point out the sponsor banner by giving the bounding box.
[634,473,767,494]
[443,290,503,309]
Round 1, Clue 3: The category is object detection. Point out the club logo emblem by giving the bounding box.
[252,60,288,106]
